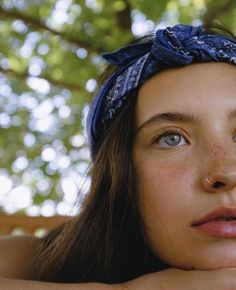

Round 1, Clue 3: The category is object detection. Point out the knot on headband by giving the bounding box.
[152,25,203,65]
[86,24,236,154]
[152,25,236,65]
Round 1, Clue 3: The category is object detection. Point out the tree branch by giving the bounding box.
[0,67,83,92]
[203,0,236,24]
[0,7,104,53]
[116,0,132,32]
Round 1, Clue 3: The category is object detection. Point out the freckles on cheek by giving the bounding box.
[145,162,185,188]
[138,160,193,211]
[134,149,194,202]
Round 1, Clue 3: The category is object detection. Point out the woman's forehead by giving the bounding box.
[138,62,235,96]
[135,62,236,125]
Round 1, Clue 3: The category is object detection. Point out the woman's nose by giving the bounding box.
[202,164,236,193]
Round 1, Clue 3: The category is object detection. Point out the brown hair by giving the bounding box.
[36,89,167,283]
[35,23,236,284]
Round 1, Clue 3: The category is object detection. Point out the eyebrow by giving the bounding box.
[136,108,236,134]
[136,111,200,133]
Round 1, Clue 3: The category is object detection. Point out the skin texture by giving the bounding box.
[133,62,236,270]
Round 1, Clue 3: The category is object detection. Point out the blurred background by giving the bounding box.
[0,0,235,218]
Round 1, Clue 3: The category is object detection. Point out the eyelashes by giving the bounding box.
[153,128,189,148]
[150,127,236,149]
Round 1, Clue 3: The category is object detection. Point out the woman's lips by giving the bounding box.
[192,207,236,238]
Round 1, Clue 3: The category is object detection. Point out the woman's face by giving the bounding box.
[133,62,236,270]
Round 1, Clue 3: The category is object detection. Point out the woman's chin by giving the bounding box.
[168,252,236,271]
[197,261,236,270]
[178,259,236,271]
[165,242,236,271]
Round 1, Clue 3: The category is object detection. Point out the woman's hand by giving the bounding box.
[117,268,236,290]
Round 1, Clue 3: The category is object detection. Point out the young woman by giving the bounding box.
[0,23,236,289]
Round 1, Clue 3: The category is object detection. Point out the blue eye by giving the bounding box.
[155,130,188,148]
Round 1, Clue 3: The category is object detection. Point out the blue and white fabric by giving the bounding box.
[86,24,236,153]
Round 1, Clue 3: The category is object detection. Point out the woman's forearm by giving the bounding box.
[0,279,120,290]
[2,268,236,290]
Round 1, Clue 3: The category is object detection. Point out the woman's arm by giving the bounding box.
[1,268,236,290]
[0,235,41,279]
[0,279,116,290]
[122,268,236,290]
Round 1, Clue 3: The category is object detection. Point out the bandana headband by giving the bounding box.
[86,24,236,153]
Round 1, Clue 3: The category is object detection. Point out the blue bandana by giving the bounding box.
[86,24,236,153]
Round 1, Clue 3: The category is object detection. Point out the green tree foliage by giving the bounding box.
[0,0,235,215]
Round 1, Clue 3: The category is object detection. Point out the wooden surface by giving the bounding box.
[0,213,71,236]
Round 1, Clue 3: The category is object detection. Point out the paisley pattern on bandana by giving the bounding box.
[86,24,236,153]
[102,54,149,127]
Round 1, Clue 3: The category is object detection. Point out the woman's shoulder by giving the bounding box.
[0,235,41,279]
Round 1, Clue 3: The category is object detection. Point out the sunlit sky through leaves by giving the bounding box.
[0,2,165,216]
